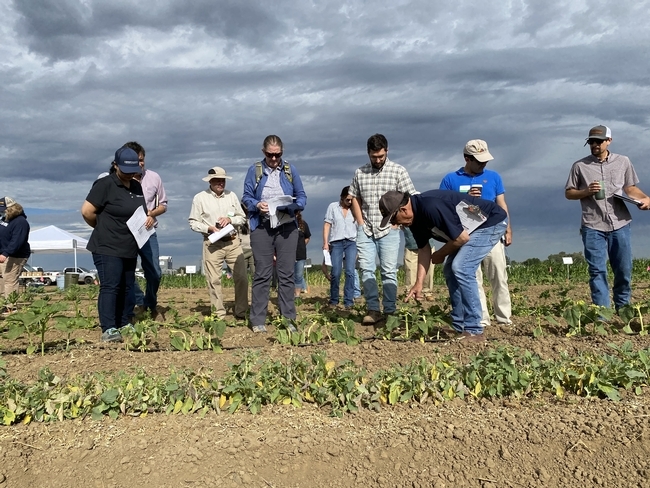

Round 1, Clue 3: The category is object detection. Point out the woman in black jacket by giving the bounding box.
[0,197,31,312]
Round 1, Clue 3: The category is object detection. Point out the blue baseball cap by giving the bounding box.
[114,147,142,174]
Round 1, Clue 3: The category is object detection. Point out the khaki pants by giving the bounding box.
[203,239,249,318]
[0,256,27,299]
[403,247,435,292]
[477,240,512,326]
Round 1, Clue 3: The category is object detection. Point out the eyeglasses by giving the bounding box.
[264,152,282,159]
[587,139,606,145]
[344,198,353,203]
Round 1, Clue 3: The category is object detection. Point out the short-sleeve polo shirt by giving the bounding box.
[86,173,146,258]
[410,190,506,248]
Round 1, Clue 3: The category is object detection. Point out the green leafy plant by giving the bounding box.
[619,303,649,336]
[5,298,68,355]
[122,319,159,352]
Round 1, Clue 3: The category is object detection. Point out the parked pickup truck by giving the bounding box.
[19,265,60,286]
[63,267,98,285]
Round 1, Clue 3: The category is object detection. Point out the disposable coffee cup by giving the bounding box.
[595,180,606,200]
[470,184,483,196]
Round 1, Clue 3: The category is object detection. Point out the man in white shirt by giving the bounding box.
[189,167,248,319]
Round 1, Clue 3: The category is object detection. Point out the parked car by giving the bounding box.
[62,267,97,285]
[19,265,59,286]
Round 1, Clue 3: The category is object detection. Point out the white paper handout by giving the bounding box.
[268,195,295,228]
[208,223,235,243]
[323,249,332,267]
[428,200,487,243]
[127,206,155,249]
[456,200,487,234]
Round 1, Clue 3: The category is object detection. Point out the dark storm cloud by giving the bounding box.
[4,0,650,265]
[13,0,282,61]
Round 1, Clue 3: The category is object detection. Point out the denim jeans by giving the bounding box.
[294,259,307,291]
[443,221,507,334]
[133,232,162,312]
[93,253,137,332]
[356,227,400,314]
[581,224,632,309]
[329,239,357,307]
[353,270,362,298]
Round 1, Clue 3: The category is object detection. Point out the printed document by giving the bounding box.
[127,206,154,249]
[268,196,295,228]
[208,223,235,243]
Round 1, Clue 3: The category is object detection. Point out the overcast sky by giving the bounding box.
[3,0,650,271]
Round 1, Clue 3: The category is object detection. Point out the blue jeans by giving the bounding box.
[353,270,362,298]
[93,253,137,332]
[443,221,507,334]
[581,224,632,309]
[329,239,357,306]
[294,259,307,291]
[357,227,400,314]
[133,232,162,312]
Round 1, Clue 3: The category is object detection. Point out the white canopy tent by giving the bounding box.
[28,225,90,269]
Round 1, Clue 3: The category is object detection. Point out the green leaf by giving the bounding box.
[91,407,104,421]
[101,389,119,404]
[6,325,26,340]
[599,385,621,401]
[388,383,400,405]
[170,336,185,351]
[625,370,646,379]
[622,325,634,335]
[181,397,193,415]
[212,320,227,338]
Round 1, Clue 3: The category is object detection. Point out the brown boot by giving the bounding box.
[362,310,383,325]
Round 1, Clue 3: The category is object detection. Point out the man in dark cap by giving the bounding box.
[379,189,507,342]
[565,125,650,310]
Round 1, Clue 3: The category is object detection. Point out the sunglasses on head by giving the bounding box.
[587,139,606,145]
[264,152,282,159]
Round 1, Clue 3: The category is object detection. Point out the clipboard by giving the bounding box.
[613,193,642,207]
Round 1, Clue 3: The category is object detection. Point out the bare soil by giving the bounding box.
[2,283,650,488]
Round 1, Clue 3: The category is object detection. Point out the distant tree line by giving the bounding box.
[512,252,586,266]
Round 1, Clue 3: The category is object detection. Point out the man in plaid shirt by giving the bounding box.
[349,134,417,325]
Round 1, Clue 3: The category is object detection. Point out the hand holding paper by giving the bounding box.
[127,206,155,249]
[208,223,235,243]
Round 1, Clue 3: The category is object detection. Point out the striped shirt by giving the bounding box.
[349,158,416,239]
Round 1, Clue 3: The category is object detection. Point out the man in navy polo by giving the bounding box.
[379,190,507,342]
[440,140,512,328]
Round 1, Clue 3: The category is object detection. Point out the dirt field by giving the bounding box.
[2,283,650,488]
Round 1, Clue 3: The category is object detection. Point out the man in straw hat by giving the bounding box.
[189,166,248,319]
[379,189,507,343]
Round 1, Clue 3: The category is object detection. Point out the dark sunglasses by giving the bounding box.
[587,139,606,145]
[344,198,353,203]
[264,152,283,159]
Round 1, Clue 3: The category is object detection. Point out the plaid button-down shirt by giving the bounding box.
[349,158,416,239]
